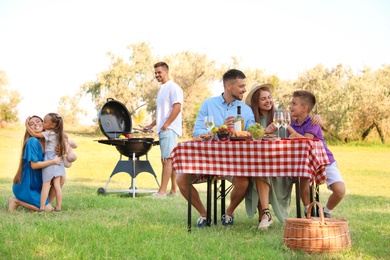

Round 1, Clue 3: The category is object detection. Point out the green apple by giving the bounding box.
[219,124,228,129]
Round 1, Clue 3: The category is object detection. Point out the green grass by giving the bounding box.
[1,127,389,259]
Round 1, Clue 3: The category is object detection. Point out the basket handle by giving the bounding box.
[307,201,325,223]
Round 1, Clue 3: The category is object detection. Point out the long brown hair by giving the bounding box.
[47,113,66,157]
[248,86,276,127]
[13,116,45,184]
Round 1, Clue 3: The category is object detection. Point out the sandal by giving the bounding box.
[258,208,273,230]
[54,208,61,212]
[37,209,45,214]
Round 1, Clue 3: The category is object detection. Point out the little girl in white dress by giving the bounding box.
[26,113,67,212]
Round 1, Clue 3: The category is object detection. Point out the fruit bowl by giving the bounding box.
[216,132,231,142]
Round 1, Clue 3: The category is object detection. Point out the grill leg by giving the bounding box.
[132,154,136,197]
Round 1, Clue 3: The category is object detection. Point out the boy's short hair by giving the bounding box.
[293,90,316,112]
[154,62,169,70]
[222,69,246,86]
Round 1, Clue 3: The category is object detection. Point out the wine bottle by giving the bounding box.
[234,106,244,132]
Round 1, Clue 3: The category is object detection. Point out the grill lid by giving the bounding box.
[98,98,132,139]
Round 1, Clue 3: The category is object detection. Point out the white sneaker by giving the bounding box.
[151,192,166,199]
[167,193,179,197]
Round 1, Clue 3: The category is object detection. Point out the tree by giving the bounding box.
[163,51,220,136]
[352,65,390,143]
[81,42,156,126]
[57,90,88,127]
[0,71,22,127]
[80,43,221,137]
[278,64,390,143]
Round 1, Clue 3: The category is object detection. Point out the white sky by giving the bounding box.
[1,0,389,125]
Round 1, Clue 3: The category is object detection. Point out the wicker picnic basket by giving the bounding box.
[283,201,351,253]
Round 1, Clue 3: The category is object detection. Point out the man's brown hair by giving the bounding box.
[154,62,169,70]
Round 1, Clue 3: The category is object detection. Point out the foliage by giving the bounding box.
[81,42,155,120]
[1,42,390,142]
[58,90,88,127]
[163,51,220,136]
[80,43,221,137]
[275,64,390,143]
[0,71,22,127]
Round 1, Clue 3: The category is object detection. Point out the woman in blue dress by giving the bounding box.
[8,115,62,212]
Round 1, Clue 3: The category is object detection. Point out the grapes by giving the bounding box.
[247,123,265,139]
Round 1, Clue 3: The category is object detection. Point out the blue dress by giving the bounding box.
[12,137,49,208]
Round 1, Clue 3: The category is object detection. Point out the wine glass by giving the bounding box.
[273,111,283,137]
[204,116,214,133]
[282,111,291,138]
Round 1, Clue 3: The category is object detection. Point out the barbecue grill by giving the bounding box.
[96,98,160,197]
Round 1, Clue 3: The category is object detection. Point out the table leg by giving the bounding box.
[188,174,192,232]
[295,178,301,218]
[213,179,217,225]
[206,175,212,226]
[221,179,226,218]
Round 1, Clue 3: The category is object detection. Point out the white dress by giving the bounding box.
[42,130,66,182]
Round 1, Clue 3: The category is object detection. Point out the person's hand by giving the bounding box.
[55,144,60,155]
[52,155,62,165]
[311,114,322,125]
[25,116,31,126]
[265,124,277,134]
[143,125,152,133]
[224,116,235,129]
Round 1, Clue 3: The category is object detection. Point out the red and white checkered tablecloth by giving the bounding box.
[171,138,329,185]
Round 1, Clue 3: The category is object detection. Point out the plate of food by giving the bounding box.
[287,133,308,139]
[199,133,214,142]
[260,134,281,141]
[231,131,253,141]
[230,136,253,141]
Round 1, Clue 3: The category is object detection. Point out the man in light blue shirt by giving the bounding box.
[193,94,255,136]
[177,69,255,228]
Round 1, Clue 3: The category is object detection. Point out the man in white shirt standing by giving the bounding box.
[145,62,183,199]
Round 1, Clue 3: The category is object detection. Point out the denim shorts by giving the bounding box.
[325,161,344,189]
[159,129,178,159]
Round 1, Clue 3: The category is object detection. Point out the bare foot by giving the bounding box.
[8,197,19,212]
[44,203,54,212]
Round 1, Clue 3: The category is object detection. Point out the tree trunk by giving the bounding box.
[321,126,343,142]
[374,121,385,144]
[362,123,375,140]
